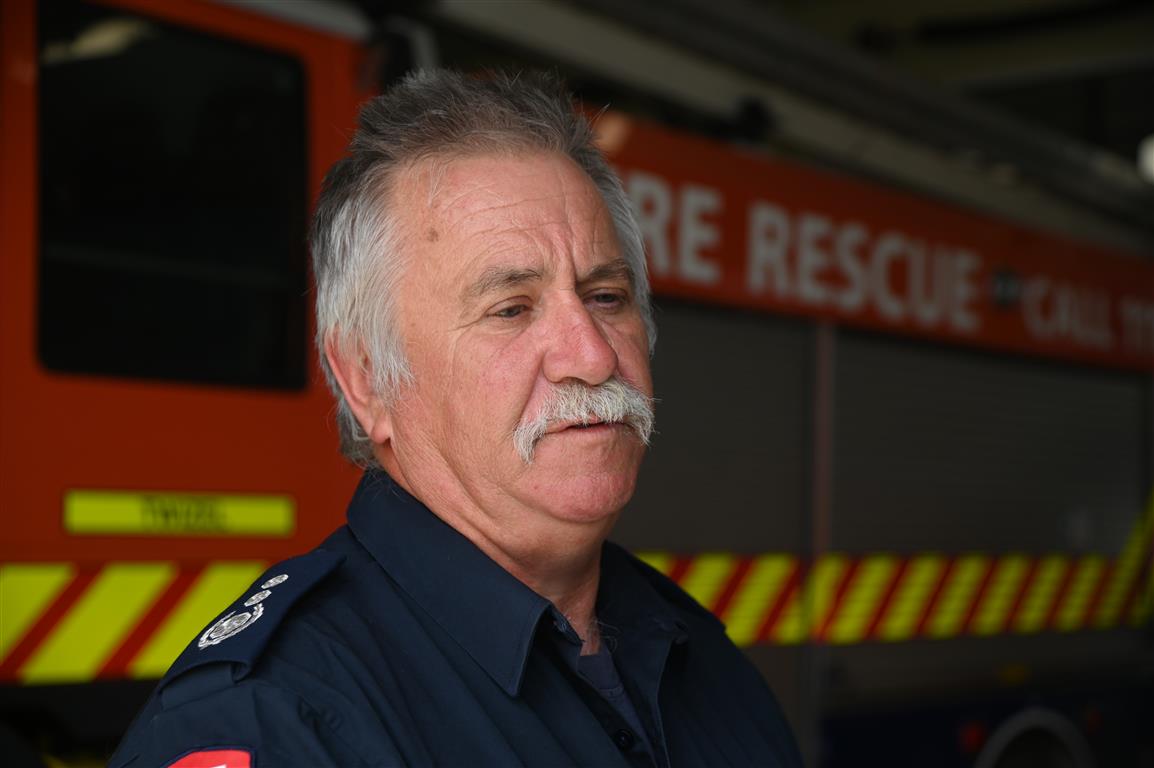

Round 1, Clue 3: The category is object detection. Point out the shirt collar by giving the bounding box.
[597,541,690,642]
[345,470,553,696]
[345,470,690,696]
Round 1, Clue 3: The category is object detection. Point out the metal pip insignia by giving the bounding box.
[244,590,271,607]
[198,604,264,649]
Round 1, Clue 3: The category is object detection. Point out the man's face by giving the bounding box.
[381,151,653,539]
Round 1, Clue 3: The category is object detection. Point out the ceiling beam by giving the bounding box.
[887,8,1154,85]
[568,0,1154,240]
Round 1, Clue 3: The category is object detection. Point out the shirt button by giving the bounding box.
[613,728,635,751]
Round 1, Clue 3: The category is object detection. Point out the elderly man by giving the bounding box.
[112,70,800,768]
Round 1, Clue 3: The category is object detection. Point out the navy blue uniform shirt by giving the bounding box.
[112,471,802,767]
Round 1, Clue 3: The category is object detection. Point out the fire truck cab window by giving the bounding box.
[37,0,308,389]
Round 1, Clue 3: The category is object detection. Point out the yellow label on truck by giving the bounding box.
[64,491,294,536]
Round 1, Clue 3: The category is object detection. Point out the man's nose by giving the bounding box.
[541,296,619,386]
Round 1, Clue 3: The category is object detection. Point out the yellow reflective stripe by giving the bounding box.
[635,552,673,576]
[807,556,847,636]
[1013,556,1067,634]
[129,562,267,679]
[679,554,736,610]
[771,587,805,644]
[926,556,988,638]
[724,556,794,646]
[1054,556,1104,632]
[876,556,944,641]
[828,556,896,645]
[1130,552,1152,626]
[1094,502,1152,627]
[0,564,75,662]
[20,563,175,683]
[65,491,294,537]
[971,556,1029,636]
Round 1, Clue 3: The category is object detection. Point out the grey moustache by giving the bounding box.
[512,377,655,463]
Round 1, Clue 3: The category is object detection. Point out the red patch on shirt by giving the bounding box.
[166,748,252,768]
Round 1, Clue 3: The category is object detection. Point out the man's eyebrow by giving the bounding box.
[577,259,634,289]
[463,266,544,302]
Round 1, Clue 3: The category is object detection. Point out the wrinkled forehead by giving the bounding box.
[396,150,612,241]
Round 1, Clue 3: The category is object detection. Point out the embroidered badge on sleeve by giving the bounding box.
[165,748,252,768]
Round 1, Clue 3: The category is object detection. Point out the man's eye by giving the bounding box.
[492,304,527,319]
[588,292,626,309]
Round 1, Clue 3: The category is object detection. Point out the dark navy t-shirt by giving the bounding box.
[578,643,656,759]
[111,471,802,767]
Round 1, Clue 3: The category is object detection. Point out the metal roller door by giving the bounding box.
[617,300,812,557]
[824,330,1150,705]
[832,331,1147,556]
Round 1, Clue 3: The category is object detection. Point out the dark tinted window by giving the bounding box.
[38,0,309,389]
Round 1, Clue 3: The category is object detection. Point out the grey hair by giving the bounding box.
[311,69,655,466]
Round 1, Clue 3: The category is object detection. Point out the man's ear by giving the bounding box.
[324,338,394,445]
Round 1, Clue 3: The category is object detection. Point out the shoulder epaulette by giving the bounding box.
[157,549,344,704]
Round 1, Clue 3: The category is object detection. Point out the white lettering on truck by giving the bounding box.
[747,201,791,298]
[746,204,982,333]
[626,172,722,286]
[627,171,673,277]
[1023,278,1114,349]
[678,185,722,285]
[1120,297,1154,356]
